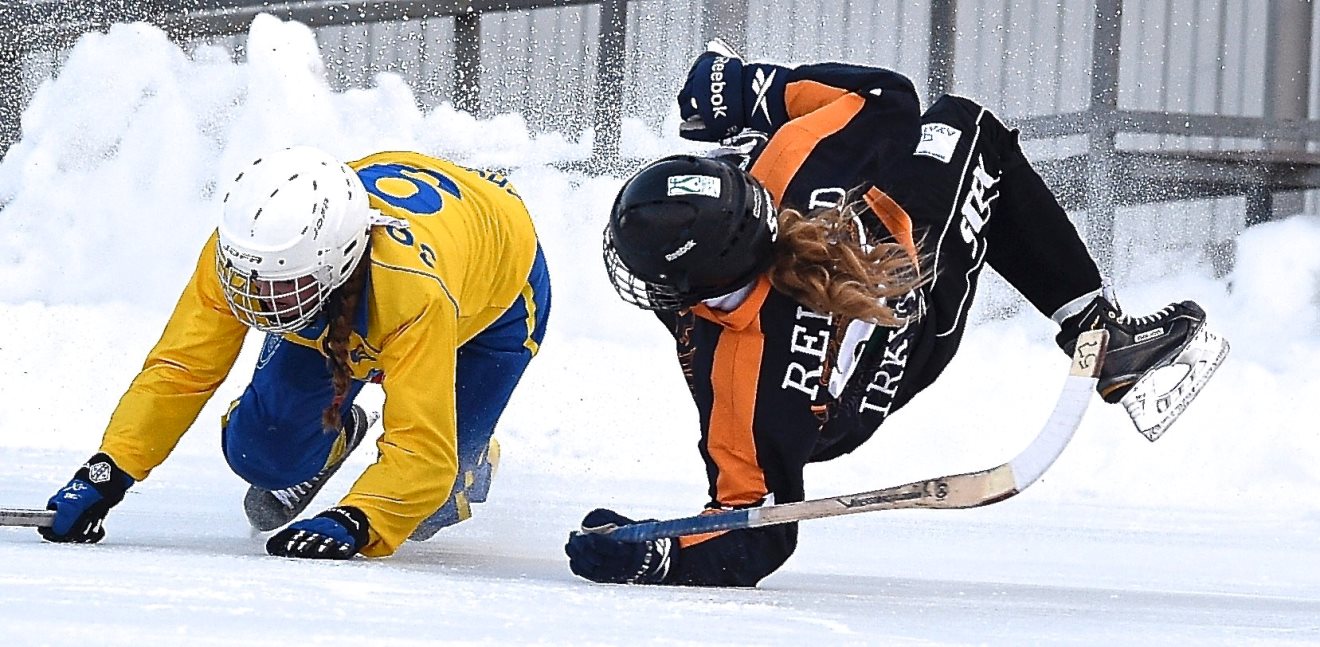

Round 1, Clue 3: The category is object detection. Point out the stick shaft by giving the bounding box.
[0,508,54,528]
[606,330,1107,543]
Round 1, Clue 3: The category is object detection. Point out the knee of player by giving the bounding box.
[224,441,324,490]
[223,413,327,490]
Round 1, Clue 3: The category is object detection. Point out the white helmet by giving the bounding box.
[215,146,372,333]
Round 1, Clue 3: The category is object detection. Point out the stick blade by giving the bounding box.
[705,38,740,58]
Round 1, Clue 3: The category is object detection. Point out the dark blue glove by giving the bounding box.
[678,50,789,142]
[267,506,370,559]
[39,452,135,543]
[564,508,674,584]
[678,51,746,141]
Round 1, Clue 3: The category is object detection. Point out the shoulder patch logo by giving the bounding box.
[914,122,963,164]
[667,175,722,198]
[256,335,282,370]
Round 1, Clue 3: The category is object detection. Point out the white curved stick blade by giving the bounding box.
[706,38,741,58]
[1009,329,1106,491]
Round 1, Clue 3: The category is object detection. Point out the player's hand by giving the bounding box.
[677,50,747,141]
[267,506,370,560]
[39,452,135,544]
[707,130,770,171]
[564,508,674,584]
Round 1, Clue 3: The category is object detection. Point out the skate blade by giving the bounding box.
[1120,322,1230,442]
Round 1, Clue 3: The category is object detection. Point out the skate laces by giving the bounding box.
[270,477,318,509]
[1119,304,1176,328]
[267,409,368,510]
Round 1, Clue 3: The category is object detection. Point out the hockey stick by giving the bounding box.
[600,329,1108,543]
[0,508,54,528]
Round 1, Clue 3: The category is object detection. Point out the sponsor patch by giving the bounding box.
[256,334,282,370]
[667,175,721,198]
[914,122,962,163]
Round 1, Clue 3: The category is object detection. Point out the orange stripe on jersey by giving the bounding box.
[705,292,769,508]
[750,92,866,205]
[678,509,733,548]
[784,79,851,119]
[864,187,919,265]
[691,276,772,331]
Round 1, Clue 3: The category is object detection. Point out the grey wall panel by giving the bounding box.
[623,0,704,131]
[7,0,1317,279]
[7,0,1305,140]
[744,1,929,97]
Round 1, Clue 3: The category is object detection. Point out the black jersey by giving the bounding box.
[746,62,922,213]
[654,66,1102,587]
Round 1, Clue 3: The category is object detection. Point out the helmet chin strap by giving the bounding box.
[367,209,409,229]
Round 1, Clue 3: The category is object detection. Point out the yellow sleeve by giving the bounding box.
[339,296,460,556]
[99,233,249,480]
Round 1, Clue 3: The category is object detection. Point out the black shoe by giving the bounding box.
[243,405,376,532]
[1056,295,1228,441]
[1056,297,1205,403]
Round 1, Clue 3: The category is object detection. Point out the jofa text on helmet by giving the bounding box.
[221,243,263,265]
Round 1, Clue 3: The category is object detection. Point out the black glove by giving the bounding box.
[564,508,674,584]
[267,506,371,560]
[39,452,135,543]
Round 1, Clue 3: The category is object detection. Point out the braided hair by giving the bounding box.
[319,259,371,431]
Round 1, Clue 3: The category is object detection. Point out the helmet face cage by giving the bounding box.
[602,226,691,311]
[215,250,332,333]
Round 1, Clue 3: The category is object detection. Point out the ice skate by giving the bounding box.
[243,405,377,532]
[409,437,501,541]
[1057,296,1229,441]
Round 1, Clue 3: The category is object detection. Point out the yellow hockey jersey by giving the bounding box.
[98,151,540,556]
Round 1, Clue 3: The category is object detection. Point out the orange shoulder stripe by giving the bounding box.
[690,276,772,331]
[784,79,851,119]
[864,187,919,265]
[750,90,866,206]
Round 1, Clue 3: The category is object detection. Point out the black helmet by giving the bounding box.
[603,155,778,311]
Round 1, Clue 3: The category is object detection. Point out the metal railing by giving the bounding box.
[1004,0,1319,271]
[3,0,1320,273]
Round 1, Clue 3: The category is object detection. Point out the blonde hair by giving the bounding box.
[768,199,925,326]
